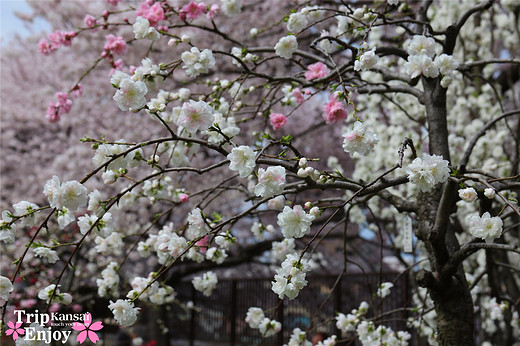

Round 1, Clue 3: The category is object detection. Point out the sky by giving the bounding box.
[0,0,51,45]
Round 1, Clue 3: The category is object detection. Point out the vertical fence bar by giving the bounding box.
[230,280,237,346]
[277,298,284,345]
[189,285,196,346]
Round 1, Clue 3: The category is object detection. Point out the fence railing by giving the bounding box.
[168,273,409,345]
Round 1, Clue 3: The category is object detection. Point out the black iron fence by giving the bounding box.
[168,273,409,345]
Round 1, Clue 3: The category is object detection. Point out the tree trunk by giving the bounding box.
[431,277,475,345]
[419,76,476,345]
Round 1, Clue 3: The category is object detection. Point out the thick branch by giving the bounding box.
[442,241,520,279]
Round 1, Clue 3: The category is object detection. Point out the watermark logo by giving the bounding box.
[5,321,25,340]
[3,310,103,344]
[72,313,103,344]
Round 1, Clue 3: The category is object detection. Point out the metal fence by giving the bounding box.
[168,273,409,345]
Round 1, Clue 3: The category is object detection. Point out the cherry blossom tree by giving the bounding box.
[1,0,520,345]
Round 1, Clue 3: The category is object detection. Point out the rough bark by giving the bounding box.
[418,76,476,345]
[430,276,475,346]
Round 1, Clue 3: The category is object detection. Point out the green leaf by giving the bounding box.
[280,135,293,145]
[212,211,222,222]
[261,132,274,141]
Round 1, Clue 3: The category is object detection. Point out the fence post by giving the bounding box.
[190,285,196,346]
[230,280,237,346]
[277,298,284,345]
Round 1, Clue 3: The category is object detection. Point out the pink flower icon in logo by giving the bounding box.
[5,321,25,340]
[72,313,103,344]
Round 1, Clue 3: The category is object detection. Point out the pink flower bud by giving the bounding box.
[179,193,189,202]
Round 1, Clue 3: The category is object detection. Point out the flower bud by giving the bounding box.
[484,188,496,199]
[181,34,191,43]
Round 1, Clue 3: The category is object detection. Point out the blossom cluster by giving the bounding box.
[37,30,76,55]
[466,212,503,243]
[108,299,140,327]
[336,301,410,345]
[403,35,458,86]
[277,205,315,239]
[2,0,518,342]
[405,154,450,193]
[342,121,380,156]
[181,47,216,77]
[192,271,218,296]
[46,90,81,123]
[97,262,120,297]
[271,253,311,300]
[177,100,216,133]
[38,284,72,305]
[227,145,256,178]
[44,176,88,211]
[254,166,286,198]
[245,307,282,337]
[133,17,160,41]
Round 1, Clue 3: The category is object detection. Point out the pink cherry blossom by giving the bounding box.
[147,3,166,25]
[206,4,220,19]
[46,92,74,122]
[72,313,103,344]
[322,94,347,124]
[5,321,25,340]
[291,88,305,105]
[137,1,165,27]
[55,92,72,113]
[84,15,97,28]
[113,59,124,70]
[180,2,207,21]
[48,31,65,48]
[104,35,127,55]
[269,113,287,130]
[106,0,122,5]
[304,62,330,80]
[61,31,76,46]
[196,235,209,254]
[46,102,62,123]
[37,38,52,55]
[70,84,83,98]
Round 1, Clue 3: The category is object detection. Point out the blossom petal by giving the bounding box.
[76,330,88,344]
[89,321,104,331]
[83,313,92,327]
[5,329,14,336]
[7,321,15,329]
[88,330,100,344]
[16,328,25,335]
[72,322,87,331]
